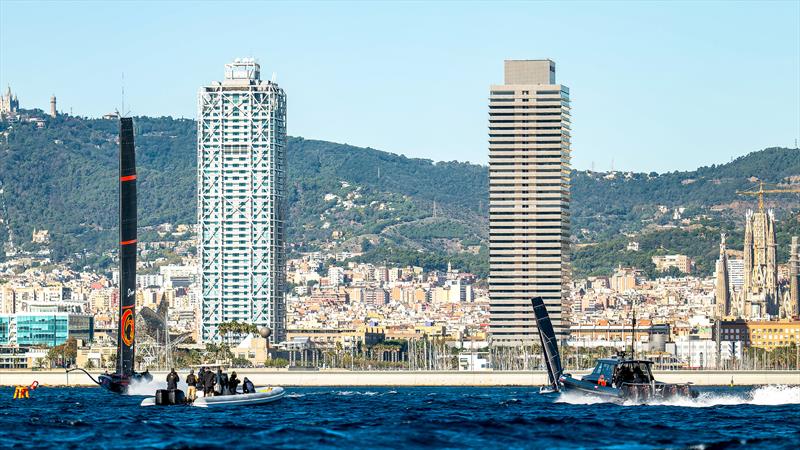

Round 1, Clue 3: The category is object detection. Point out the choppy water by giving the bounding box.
[1,384,798,449]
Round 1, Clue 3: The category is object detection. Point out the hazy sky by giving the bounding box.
[1,1,798,172]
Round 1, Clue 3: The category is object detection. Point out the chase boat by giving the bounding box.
[531,297,698,403]
[140,386,286,408]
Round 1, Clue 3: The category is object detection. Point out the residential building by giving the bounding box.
[652,254,694,274]
[197,58,287,343]
[488,59,571,345]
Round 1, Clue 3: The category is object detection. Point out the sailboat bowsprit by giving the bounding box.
[97,117,152,393]
[531,297,698,403]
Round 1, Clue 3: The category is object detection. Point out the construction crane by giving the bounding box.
[736,180,800,212]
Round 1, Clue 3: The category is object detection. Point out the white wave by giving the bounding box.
[125,378,190,396]
[555,385,800,407]
[335,390,379,396]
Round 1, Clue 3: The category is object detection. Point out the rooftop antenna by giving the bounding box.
[271,72,277,83]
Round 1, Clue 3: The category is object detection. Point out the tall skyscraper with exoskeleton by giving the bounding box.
[197,58,287,344]
[489,60,571,345]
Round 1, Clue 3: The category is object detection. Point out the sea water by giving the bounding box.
[1,385,798,449]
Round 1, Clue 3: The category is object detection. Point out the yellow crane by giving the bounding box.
[736,180,800,212]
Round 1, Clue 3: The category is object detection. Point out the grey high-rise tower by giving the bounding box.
[197,59,287,344]
[488,60,571,345]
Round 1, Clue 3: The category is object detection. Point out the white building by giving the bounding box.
[197,58,287,343]
[327,267,345,287]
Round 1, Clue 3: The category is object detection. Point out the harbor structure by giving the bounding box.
[197,58,287,344]
[488,60,571,345]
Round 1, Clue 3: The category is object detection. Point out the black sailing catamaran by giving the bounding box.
[531,297,698,402]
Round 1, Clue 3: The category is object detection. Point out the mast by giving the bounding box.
[117,117,137,377]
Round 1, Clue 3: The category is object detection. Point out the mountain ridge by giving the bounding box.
[1,112,798,277]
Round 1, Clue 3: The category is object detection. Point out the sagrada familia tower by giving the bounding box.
[716,208,799,319]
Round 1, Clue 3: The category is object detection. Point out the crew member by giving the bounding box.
[203,367,216,397]
[242,377,255,394]
[228,371,240,394]
[185,369,197,401]
[166,368,180,390]
[196,368,205,395]
[215,367,224,395]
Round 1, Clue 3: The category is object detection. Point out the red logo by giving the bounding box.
[121,307,135,347]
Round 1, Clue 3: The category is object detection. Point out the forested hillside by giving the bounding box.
[1,112,798,278]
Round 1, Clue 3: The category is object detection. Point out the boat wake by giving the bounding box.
[555,385,800,407]
[125,379,190,396]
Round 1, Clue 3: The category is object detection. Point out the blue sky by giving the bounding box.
[1,1,798,172]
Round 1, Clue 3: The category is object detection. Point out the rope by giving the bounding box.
[65,368,102,386]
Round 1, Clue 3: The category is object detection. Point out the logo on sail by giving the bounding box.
[127,288,135,298]
[121,307,135,347]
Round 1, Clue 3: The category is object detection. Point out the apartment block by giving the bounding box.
[489,60,571,344]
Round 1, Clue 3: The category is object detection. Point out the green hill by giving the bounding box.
[1,112,798,278]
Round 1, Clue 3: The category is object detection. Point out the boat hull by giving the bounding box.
[558,374,698,403]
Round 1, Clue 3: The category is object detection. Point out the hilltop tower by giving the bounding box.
[742,209,778,317]
[50,95,57,118]
[715,233,731,316]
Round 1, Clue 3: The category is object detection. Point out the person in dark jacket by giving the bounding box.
[242,377,255,394]
[166,368,180,390]
[196,368,205,393]
[220,371,229,395]
[228,371,240,394]
[185,369,197,401]
[203,367,216,396]
[215,368,224,395]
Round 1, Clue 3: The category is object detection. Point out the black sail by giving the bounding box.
[117,117,137,378]
[530,297,563,391]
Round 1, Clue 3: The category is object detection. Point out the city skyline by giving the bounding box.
[1,1,798,173]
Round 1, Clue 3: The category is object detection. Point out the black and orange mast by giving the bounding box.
[117,117,137,378]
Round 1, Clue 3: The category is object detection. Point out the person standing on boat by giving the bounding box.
[166,368,180,390]
[185,369,197,401]
[228,371,240,394]
[220,370,229,395]
[195,368,205,396]
[203,367,216,397]
[215,367,224,395]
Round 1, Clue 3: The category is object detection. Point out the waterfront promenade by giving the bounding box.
[1,369,798,387]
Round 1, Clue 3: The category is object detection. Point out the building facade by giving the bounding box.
[0,312,94,346]
[488,60,571,344]
[197,59,287,343]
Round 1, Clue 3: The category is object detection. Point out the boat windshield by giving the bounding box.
[591,362,615,379]
[615,362,653,384]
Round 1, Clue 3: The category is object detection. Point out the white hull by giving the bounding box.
[140,386,286,407]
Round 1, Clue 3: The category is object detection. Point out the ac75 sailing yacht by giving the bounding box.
[69,118,152,393]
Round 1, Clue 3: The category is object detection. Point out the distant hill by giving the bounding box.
[1,112,798,277]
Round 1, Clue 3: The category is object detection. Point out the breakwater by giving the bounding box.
[2,369,798,387]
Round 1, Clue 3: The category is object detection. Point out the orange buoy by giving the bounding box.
[29,380,39,390]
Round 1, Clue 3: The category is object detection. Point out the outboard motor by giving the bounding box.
[155,389,186,405]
